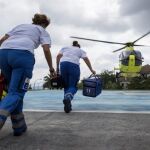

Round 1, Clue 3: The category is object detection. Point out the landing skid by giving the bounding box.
[115,72,148,82]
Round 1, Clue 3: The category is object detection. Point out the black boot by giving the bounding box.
[63,99,72,113]
[13,125,27,136]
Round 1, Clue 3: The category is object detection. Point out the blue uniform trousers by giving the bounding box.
[0,49,35,133]
[60,62,80,101]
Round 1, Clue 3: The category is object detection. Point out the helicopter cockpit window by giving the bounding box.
[134,50,142,59]
[134,50,142,66]
[119,51,132,60]
[119,50,142,66]
[119,51,131,66]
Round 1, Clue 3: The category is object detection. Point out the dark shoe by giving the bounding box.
[63,99,72,113]
[13,126,27,136]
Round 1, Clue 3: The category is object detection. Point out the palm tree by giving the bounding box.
[43,74,51,89]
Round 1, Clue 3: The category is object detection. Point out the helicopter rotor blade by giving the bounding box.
[70,36,126,45]
[133,31,150,43]
[134,44,150,47]
[112,46,127,53]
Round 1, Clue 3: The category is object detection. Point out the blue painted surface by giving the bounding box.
[24,90,150,111]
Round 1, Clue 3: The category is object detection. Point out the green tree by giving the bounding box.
[128,76,150,90]
[99,70,121,89]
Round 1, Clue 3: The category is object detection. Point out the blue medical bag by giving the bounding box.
[82,74,102,97]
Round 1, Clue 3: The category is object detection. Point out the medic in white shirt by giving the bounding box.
[0,13,56,136]
[56,41,96,113]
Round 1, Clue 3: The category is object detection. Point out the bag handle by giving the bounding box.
[89,74,101,80]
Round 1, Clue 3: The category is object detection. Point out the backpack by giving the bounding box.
[0,72,7,100]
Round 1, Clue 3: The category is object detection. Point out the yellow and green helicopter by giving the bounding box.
[71,31,150,79]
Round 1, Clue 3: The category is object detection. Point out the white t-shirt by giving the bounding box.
[59,46,87,65]
[0,24,51,54]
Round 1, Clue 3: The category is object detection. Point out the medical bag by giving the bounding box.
[50,74,64,89]
[82,74,102,97]
[0,72,7,100]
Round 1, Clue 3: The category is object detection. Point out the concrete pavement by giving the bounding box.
[1,111,150,150]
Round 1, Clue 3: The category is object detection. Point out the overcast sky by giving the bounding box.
[0,0,150,86]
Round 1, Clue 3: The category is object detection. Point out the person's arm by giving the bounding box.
[56,53,63,74]
[42,44,56,76]
[0,34,9,46]
[83,57,96,74]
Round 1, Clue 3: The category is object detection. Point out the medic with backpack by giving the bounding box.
[0,14,55,136]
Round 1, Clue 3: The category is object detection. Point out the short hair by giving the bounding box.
[72,41,80,48]
[32,13,50,28]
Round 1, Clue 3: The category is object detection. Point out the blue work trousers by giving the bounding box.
[0,49,35,133]
[60,61,80,101]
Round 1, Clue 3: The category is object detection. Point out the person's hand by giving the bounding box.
[91,69,96,74]
[49,68,56,78]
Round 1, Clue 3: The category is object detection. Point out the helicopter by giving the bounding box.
[71,31,150,79]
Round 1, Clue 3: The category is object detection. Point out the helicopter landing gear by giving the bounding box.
[116,72,120,78]
[140,73,148,79]
[115,72,121,82]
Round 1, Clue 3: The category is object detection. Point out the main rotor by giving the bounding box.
[71,31,150,52]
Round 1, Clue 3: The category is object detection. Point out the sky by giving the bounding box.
[0,0,150,86]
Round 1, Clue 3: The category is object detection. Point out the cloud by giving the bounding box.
[39,0,129,34]
[119,0,150,32]
[0,0,150,84]
[119,0,150,16]
[0,0,39,35]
